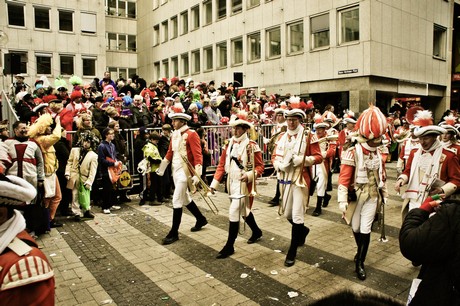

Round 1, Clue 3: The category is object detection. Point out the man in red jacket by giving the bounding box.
[156,105,207,245]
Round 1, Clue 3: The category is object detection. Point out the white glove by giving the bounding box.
[273,161,281,171]
[278,162,290,172]
[339,202,348,213]
[292,155,303,167]
[191,176,200,186]
[156,159,170,176]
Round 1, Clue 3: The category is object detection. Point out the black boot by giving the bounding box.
[326,172,333,191]
[244,212,262,244]
[284,224,302,267]
[356,233,370,280]
[312,197,323,216]
[268,183,281,206]
[162,208,182,245]
[322,193,331,207]
[298,225,310,246]
[186,201,208,232]
[216,221,239,259]
[353,231,362,262]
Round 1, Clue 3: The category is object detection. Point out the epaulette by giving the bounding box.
[341,146,356,167]
[1,255,54,291]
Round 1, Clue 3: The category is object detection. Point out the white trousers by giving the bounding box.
[172,166,192,208]
[229,179,250,222]
[314,164,327,197]
[282,184,307,224]
[351,197,377,234]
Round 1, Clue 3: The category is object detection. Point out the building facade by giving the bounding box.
[0,0,458,119]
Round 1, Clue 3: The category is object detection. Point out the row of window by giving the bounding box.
[6,2,97,34]
[105,0,136,18]
[154,6,359,50]
[107,33,137,52]
[6,52,97,77]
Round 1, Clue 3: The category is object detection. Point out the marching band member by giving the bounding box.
[156,105,208,245]
[439,115,460,160]
[337,111,357,157]
[311,115,336,216]
[272,102,322,267]
[210,112,264,259]
[338,105,388,280]
[395,110,460,219]
[396,127,419,175]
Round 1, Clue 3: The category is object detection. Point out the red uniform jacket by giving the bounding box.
[165,128,203,168]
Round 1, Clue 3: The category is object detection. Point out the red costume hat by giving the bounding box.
[413,110,446,137]
[354,105,388,143]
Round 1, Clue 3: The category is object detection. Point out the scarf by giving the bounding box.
[0,210,26,254]
[403,140,443,200]
[225,133,249,174]
[355,143,384,187]
[171,125,189,153]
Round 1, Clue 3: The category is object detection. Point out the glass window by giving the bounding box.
[231,37,243,65]
[339,6,359,44]
[7,3,25,27]
[204,46,213,71]
[108,67,118,78]
[192,50,200,74]
[311,14,329,49]
[217,0,226,19]
[247,0,260,9]
[108,33,117,50]
[163,59,169,77]
[217,41,227,68]
[81,12,97,34]
[181,53,189,76]
[154,61,160,79]
[118,34,127,51]
[162,20,169,42]
[171,16,178,39]
[153,25,160,46]
[59,10,73,32]
[118,0,126,17]
[35,7,50,30]
[118,68,127,80]
[128,68,137,78]
[171,56,179,77]
[60,55,74,75]
[248,32,261,62]
[267,27,281,58]
[107,0,117,15]
[232,0,242,14]
[433,24,447,59]
[127,2,136,18]
[83,57,96,76]
[181,11,189,35]
[204,0,212,25]
[288,21,304,53]
[36,53,52,75]
[191,5,200,30]
[128,35,136,51]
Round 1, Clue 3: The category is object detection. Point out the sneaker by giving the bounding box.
[103,209,111,214]
[83,211,95,219]
[111,205,121,210]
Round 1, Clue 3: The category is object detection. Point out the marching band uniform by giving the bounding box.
[156,109,207,245]
[337,115,357,157]
[338,106,389,280]
[268,108,287,206]
[395,110,460,219]
[396,131,419,174]
[272,105,322,267]
[439,115,460,160]
[210,114,264,258]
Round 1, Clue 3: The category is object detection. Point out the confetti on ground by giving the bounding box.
[288,291,299,298]
[240,273,248,278]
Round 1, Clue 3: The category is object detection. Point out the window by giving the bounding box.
[248,32,261,62]
[217,0,226,19]
[8,3,25,27]
[118,0,126,17]
[60,55,74,75]
[162,20,169,42]
[107,0,117,15]
[204,46,213,71]
[339,6,359,44]
[192,50,200,74]
[247,0,260,8]
[433,24,447,59]
[171,16,178,39]
[118,34,127,51]
[191,6,200,30]
[311,14,329,49]
[81,12,97,34]
[232,0,242,14]
[108,33,117,50]
[35,7,50,30]
[128,35,136,51]
[36,53,52,75]
[288,21,304,53]
[128,68,137,78]
[163,59,169,77]
[204,0,212,25]
[59,10,73,32]
[217,41,227,68]
[231,37,243,65]
[9,52,28,73]
[108,67,136,80]
[127,2,136,18]
[171,56,179,77]
[107,33,136,51]
[181,53,189,76]
[153,25,160,46]
[83,57,96,76]
[106,0,136,18]
[181,11,189,35]
[154,61,160,79]
[267,27,281,58]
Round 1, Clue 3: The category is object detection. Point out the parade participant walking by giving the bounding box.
[156,106,208,245]
[394,110,460,218]
[338,105,389,280]
[439,115,460,159]
[210,112,264,259]
[65,132,99,220]
[272,103,322,267]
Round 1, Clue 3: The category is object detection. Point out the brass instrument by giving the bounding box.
[180,155,219,215]
[309,134,339,144]
[249,145,257,197]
